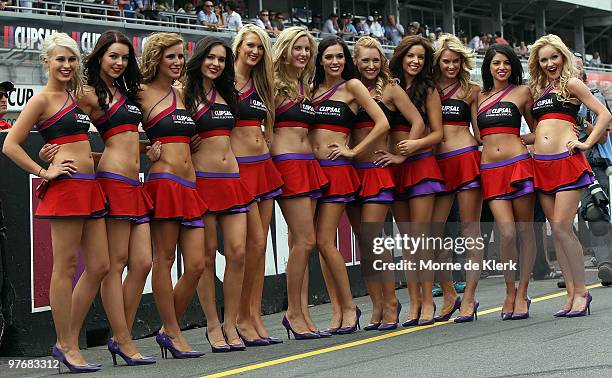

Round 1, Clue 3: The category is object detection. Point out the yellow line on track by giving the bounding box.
[202,283,602,377]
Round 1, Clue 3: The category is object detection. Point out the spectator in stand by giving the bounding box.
[354,17,365,36]
[0,1,11,11]
[428,32,437,48]
[255,9,278,36]
[494,31,509,45]
[514,41,528,58]
[273,12,285,32]
[0,81,12,131]
[197,0,218,29]
[384,15,405,46]
[224,1,243,31]
[340,13,357,38]
[369,13,385,43]
[363,16,373,36]
[406,21,418,36]
[434,26,443,39]
[481,34,491,53]
[183,1,194,14]
[309,13,322,31]
[322,13,340,35]
[214,3,226,28]
[591,51,602,67]
[469,32,484,52]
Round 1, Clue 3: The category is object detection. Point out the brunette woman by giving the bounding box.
[310,37,389,333]
[186,36,254,352]
[140,32,207,358]
[232,24,283,344]
[3,32,109,372]
[271,27,330,338]
[528,34,611,317]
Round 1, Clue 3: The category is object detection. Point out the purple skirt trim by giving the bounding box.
[361,190,394,204]
[319,194,356,203]
[257,187,283,202]
[96,171,141,186]
[318,159,353,167]
[539,172,594,194]
[146,172,196,189]
[180,218,205,228]
[57,173,96,181]
[436,145,479,160]
[235,153,272,163]
[353,161,383,169]
[272,153,316,162]
[533,151,571,161]
[196,171,240,179]
[404,180,446,198]
[456,180,481,192]
[491,180,535,200]
[132,216,151,224]
[406,151,434,163]
[480,154,530,170]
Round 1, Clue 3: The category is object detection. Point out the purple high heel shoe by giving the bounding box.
[221,327,246,351]
[155,332,205,359]
[336,306,362,334]
[402,306,421,327]
[236,328,270,346]
[553,309,569,317]
[454,300,479,323]
[434,296,461,322]
[378,302,402,331]
[265,336,284,344]
[107,339,156,366]
[566,292,592,317]
[51,345,102,374]
[205,330,231,353]
[417,303,436,326]
[324,327,340,334]
[511,296,532,320]
[364,322,381,331]
[281,315,321,340]
[314,329,333,338]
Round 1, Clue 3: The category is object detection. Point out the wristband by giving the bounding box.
[37,167,44,178]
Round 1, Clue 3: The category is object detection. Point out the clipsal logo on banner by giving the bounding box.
[5,26,101,53]
[7,85,42,112]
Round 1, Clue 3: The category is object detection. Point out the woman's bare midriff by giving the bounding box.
[309,129,349,160]
[191,136,240,173]
[481,134,529,164]
[230,126,269,157]
[350,128,388,163]
[96,131,141,179]
[149,143,196,181]
[534,120,577,155]
[270,128,313,155]
[436,125,478,154]
[390,131,410,156]
[52,140,95,174]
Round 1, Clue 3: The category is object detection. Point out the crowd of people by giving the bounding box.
[1,11,612,375]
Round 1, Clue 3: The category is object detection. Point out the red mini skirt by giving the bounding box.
[35,173,108,219]
[144,172,207,227]
[236,153,284,201]
[318,159,361,203]
[533,151,594,194]
[196,171,254,214]
[273,153,329,199]
[354,162,395,203]
[96,171,153,223]
[436,146,481,193]
[395,151,446,199]
[480,154,535,200]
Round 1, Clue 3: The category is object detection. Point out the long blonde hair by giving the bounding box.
[140,32,185,83]
[353,36,393,100]
[528,34,577,103]
[40,32,84,97]
[272,26,316,101]
[232,24,275,140]
[433,33,475,100]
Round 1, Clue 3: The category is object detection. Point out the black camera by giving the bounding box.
[581,179,611,236]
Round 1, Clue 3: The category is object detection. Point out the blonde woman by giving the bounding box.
[139,32,207,358]
[3,32,108,372]
[431,34,483,322]
[231,24,284,345]
[351,36,425,330]
[271,27,329,339]
[528,34,611,317]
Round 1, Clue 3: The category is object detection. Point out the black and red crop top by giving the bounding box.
[390,87,427,133]
[354,99,392,129]
[193,87,235,138]
[92,93,142,141]
[143,87,195,144]
[441,83,471,127]
[477,85,522,137]
[274,84,315,129]
[531,84,580,124]
[235,83,267,128]
[312,81,355,134]
[35,92,91,144]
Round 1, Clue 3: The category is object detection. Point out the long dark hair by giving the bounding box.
[313,37,356,93]
[185,36,237,114]
[84,30,141,110]
[481,44,523,93]
[389,36,435,111]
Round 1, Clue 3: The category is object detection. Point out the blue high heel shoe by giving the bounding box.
[314,329,333,338]
[553,309,569,317]
[205,330,231,353]
[566,292,592,317]
[454,300,479,323]
[107,339,156,366]
[336,306,361,334]
[402,306,420,327]
[265,336,284,344]
[364,322,381,331]
[221,327,246,351]
[378,302,402,331]
[51,345,102,374]
[434,296,462,322]
[281,315,321,340]
[155,332,205,359]
[236,328,270,346]
[417,303,436,326]
[511,296,532,320]
[324,327,340,334]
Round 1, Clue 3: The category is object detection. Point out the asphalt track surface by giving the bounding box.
[1,270,611,378]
